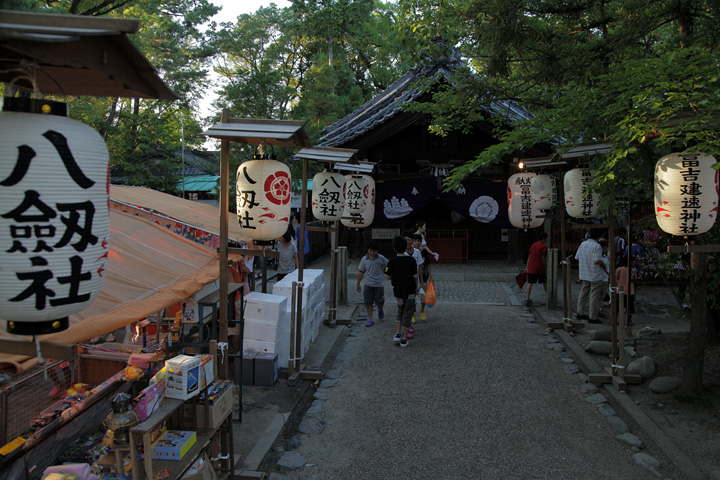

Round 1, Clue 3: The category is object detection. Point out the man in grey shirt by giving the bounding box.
[357,240,388,327]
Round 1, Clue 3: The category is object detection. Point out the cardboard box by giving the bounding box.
[196,381,233,430]
[152,430,197,460]
[165,355,201,400]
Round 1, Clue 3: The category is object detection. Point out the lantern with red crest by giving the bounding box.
[0,99,110,335]
[236,146,292,243]
[654,152,718,236]
[531,174,555,211]
[342,174,375,228]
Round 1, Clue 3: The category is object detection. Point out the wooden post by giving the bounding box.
[547,248,558,310]
[218,109,230,380]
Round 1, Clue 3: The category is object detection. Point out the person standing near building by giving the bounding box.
[575,229,608,323]
[414,221,440,262]
[385,236,418,348]
[403,230,424,328]
[276,231,298,282]
[525,232,548,307]
[357,240,388,327]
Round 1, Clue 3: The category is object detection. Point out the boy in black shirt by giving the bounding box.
[385,236,418,348]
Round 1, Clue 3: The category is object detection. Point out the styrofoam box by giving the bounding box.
[275,269,324,296]
[244,292,287,324]
[244,322,281,343]
[272,284,310,311]
[243,338,279,356]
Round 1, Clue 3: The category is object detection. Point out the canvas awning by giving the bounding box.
[110,185,250,244]
[0,209,242,374]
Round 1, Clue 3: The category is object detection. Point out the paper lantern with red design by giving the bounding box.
[342,174,375,228]
[344,175,368,215]
[236,159,291,242]
[564,168,601,218]
[0,102,110,335]
[508,172,543,230]
[312,171,345,221]
[531,174,555,210]
[654,152,719,236]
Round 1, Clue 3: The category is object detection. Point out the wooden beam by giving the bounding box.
[227,247,279,258]
[0,339,74,360]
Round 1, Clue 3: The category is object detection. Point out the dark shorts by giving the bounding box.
[363,285,385,306]
[527,273,546,284]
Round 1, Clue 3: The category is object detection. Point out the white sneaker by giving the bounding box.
[400,338,409,348]
[393,333,401,344]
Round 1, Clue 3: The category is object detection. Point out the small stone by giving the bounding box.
[616,432,644,448]
[320,379,338,388]
[585,340,612,355]
[287,435,302,450]
[314,388,332,400]
[580,383,598,394]
[298,414,326,435]
[591,330,613,342]
[547,343,565,351]
[326,368,342,379]
[627,356,656,378]
[598,404,616,417]
[561,357,574,363]
[649,376,682,394]
[306,400,323,415]
[637,326,661,336]
[269,473,293,480]
[576,373,588,383]
[277,451,308,470]
[545,336,559,343]
[564,364,581,374]
[633,452,660,469]
[585,393,608,404]
[607,415,629,433]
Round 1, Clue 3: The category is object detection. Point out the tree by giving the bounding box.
[394,0,720,398]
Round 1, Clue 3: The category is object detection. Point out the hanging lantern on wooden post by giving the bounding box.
[654,152,719,235]
[236,149,291,244]
[342,174,375,228]
[508,172,543,230]
[564,168,601,218]
[311,171,345,221]
[344,175,368,215]
[0,99,110,335]
[531,174,555,210]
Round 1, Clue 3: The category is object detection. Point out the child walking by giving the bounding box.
[356,240,388,327]
[412,233,431,321]
[385,236,418,348]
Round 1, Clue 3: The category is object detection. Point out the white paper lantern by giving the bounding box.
[654,152,719,235]
[531,174,555,210]
[236,159,291,242]
[342,174,375,228]
[0,108,110,335]
[344,175,368,215]
[508,172,543,230]
[312,171,345,221]
[564,168,601,218]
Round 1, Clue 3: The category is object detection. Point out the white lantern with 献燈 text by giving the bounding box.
[344,175,368,215]
[0,103,110,335]
[236,159,291,242]
[508,172,543,230]
[531,174,555,210]
[342,174,375,228]
[564,168,601,218]
[654,152,718,236]
[312,171,345,221]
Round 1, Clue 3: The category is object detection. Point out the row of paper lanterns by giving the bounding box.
[0,104,717,333]
[234,162,376,242]
[509,154,718,236]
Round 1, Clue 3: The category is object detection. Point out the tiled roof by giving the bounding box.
[318,46,532,147]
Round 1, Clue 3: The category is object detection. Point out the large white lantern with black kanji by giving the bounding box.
[236,159,291,242]
[0,101,110,335]
[342,174,375,228]
[564,168,601,218]
[344,175,368,215]
[531,174,555,210]
[655,152,719,236]
[312,171,345,221]
[508,172,543,230]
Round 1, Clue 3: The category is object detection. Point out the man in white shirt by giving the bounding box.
[575,229,608,323]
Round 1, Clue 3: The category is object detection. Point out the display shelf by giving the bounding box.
[129,396,231,480]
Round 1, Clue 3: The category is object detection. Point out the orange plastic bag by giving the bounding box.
[425,278,437,307]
